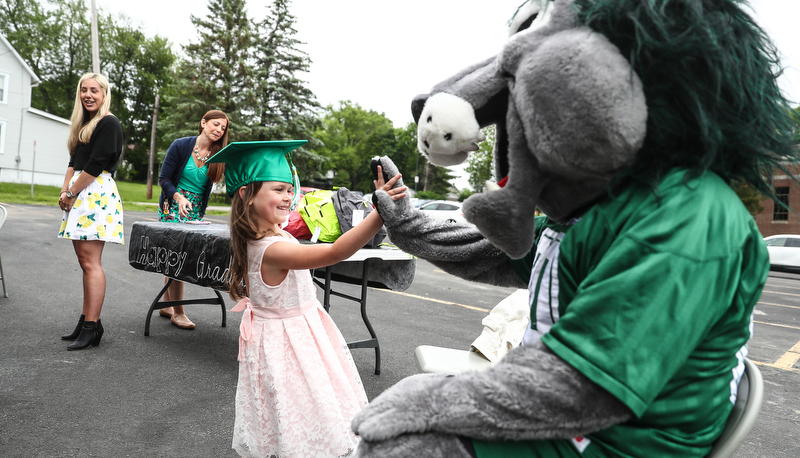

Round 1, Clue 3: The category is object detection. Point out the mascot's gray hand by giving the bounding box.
[370,156,524,288]
[371,155,416,227]
[352,373,448,441]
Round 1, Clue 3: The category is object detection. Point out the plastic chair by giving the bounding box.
[415,345,492,375]
[0,205,7,297]
[708,358,764,458]
[415,346,763,458]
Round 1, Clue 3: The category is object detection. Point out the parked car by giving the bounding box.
[410,198,433,208]
[764,234,800,272]
[418,200,468,224]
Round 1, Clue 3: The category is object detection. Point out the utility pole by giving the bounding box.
[146,93,160,200]
[91,0,100,73]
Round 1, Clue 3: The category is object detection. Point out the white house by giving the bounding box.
[0,33,71,187]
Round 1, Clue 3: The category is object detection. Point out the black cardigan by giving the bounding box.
[158,136,213,217]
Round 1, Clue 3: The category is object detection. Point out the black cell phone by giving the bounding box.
[370,156,391,183]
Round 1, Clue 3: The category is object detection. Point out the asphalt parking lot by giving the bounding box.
[0,203,798,457]
[740,270,800,457]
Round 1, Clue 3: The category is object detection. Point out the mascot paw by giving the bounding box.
[355,432,474,458]
[352,373,448,442]
[372,156,414,226]
[417,93,485,166]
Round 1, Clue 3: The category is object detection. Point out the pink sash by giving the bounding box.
[230,298,317,360]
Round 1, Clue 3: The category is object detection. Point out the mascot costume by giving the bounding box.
[352,0,799,457]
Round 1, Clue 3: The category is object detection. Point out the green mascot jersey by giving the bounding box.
[473,168,768,458]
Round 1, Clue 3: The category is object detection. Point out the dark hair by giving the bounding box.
[200,110,229,184]
[575,0,799,199]
[227,182,264,300]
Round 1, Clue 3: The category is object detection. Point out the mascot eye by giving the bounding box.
[508,0,553,37]
[444,133,453,141]
[423,140,430,148]
[427,116,433,123]
[514,13,537,34]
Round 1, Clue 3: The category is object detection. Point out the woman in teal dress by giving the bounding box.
[157,110,228,329]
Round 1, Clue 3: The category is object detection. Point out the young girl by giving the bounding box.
[207,141,406,458]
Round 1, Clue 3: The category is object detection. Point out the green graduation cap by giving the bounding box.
[206,140,307,199]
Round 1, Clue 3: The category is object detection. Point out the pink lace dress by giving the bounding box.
[231,236,367,458]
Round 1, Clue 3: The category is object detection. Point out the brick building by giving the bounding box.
[754,162,800,237]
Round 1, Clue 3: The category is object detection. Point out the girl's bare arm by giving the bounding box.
[264,167,407,271]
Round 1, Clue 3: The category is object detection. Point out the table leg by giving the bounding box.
[144,278,227,336]
[144,278,173,336]
[344,260,381,375]
[323,267,332,313]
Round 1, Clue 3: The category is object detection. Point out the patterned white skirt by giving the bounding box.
[58,171,124,244]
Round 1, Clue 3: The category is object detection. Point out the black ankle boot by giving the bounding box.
[61,314,86,340]
[67,320,104,351]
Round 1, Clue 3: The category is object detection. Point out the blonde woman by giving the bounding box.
[58,73,124,351]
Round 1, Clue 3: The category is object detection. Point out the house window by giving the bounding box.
[0,72,8,103]
[773,186,790,221]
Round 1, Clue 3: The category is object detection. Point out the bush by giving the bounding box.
[416,190,445,200]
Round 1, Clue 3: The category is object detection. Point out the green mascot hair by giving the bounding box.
[574,0,799,199]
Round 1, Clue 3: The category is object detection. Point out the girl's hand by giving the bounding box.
[373,165,407,201]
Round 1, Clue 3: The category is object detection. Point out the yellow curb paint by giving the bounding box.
[772,341,800,371]
[757,301,800,310]
[376,289,491,313]
[753,320,800,331]
[760,289,800,298]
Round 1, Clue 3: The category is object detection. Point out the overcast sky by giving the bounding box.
[103,0,800,188]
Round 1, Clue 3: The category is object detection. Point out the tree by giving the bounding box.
[791,106,800,144]
[733,179,764,215]
[161,0,254,143]
[1,0,177,181]
[419,160,457,197]
[465,125,496,193]
[313,101,396,192]
[1,0,93,119]
[101,18,175,181]
[250,0,322,171]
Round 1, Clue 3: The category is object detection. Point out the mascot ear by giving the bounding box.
[463,0,647,257]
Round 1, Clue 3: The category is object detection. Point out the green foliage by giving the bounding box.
[250,0,323,174]
[1,0,91,119]
[465,125,496,192]
[313,101,396,192]
[0,182,64,205]
[161,0,255,143]
[732,179,764,215]
[415,190,445,200]
[159,0,323,187]
[458,188,474,202]
[790,106,800,144]
[1,0,177,183]
[419,160,457,197]
[102,19,175,182]
[393,122,423,180]
[311,104,455,195]
[114,180,160,203]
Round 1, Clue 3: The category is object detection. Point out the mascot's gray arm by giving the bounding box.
[352,339,632,442]
[373,155,526,288]
[385,221,526,288]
